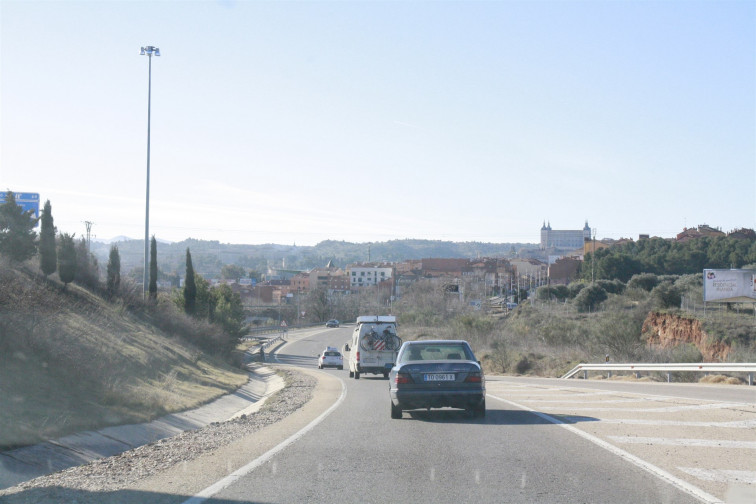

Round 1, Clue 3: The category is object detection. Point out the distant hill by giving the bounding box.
[89,238,540,279]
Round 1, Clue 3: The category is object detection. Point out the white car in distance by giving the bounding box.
[318,347,343,370]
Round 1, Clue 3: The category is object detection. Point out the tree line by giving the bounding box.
[581,235,756,283]
[0,191,246,355]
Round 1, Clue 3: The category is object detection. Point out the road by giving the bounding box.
[184,326,755,504]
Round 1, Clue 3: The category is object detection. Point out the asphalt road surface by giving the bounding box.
[182,326,755,504]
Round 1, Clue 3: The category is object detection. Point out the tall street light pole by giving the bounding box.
[140,45,160,297]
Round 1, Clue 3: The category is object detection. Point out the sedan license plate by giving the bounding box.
[424,373,455,382]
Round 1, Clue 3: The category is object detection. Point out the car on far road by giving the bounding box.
[325,319,340,328]
[389,340,485,419]
[318,347,343,369]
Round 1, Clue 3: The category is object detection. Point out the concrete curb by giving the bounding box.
[0,365,284,490]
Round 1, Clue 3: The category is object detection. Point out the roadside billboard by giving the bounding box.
[703,269,756,303]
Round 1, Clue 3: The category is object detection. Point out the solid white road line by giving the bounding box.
[181,376,347,504]
[677,468,756,484]
[487,393,724,504]
[549,402,748,413]
[565,417,756,429]
[607,436,756,449]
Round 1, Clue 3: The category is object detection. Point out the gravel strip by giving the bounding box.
[0,367,315,498]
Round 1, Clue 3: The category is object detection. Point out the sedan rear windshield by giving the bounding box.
[399,344,473,363]
[324,351,341,357]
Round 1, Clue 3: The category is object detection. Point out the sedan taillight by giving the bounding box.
[464,372,482,383]
[395,372,414,384]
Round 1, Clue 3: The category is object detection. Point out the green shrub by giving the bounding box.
[574,284,608,313]
[651,281,681,309]
[627,273,659,292]
[568,282,586,299]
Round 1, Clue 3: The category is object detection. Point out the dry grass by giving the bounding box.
[699,374,745,385]
[0,261,247,449]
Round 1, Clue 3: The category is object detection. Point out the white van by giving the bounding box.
[348,315,401,379]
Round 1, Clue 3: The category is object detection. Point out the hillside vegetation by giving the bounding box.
[0,261,248,450]
[394,273,756,381]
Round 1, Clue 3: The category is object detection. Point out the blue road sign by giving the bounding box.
[0,192,41,220]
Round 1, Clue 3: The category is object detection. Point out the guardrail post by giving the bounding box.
[667,373,671,383]
[583,370,587,380]
[750,373,753,386]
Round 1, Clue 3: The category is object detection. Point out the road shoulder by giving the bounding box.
[128,366,343,500]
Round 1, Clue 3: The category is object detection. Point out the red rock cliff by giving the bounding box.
[642,312,730,362]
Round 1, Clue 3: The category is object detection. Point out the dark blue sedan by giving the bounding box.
[389,340,485,419]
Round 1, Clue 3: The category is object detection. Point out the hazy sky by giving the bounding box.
[2,0,754,246]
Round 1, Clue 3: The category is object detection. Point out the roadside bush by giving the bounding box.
[574,284,608,313]
[595,279,625,295]
[627,273,659,292]
[536,285,570,302]
[535,286,552,301]
[591,311,646,361]
[568,282,586,299]
[486,340,508,373]
[552,284,569,301]
[452,313,495,347]
[149,297,233,355]
[514,353,532,374]
[650,281,681,310]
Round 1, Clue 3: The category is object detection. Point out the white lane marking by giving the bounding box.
[493,388,620,396]
[607,436,756,449]
[550,402,748,413]
[678,468,756,484]
[489,381,756,406]
[521,397,644,404]
[181,377,347,504]
[487,393,723,504]
[565,418,756,429]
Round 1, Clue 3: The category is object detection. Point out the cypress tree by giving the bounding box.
[39,200,57,276]
[0,190,39,262]
[107,244,121,297]
[74,237,99,289]
[57,233,77,287]
[184,248,197,315]
[149,235,158,301]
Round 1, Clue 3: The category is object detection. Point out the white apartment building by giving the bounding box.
[348,265,393,288]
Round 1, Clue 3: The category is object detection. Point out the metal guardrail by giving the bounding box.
[561,362,756,385]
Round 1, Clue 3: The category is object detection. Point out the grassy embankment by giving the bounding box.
[0,262,250,450]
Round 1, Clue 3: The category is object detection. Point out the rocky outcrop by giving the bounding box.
[642,312,730,362]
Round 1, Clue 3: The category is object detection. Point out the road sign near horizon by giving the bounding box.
[0,192,41,221]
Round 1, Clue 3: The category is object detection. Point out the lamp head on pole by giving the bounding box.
[140,45,160,57]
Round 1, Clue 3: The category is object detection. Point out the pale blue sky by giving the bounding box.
[2,0,754,245]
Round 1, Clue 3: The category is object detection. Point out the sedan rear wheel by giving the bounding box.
[391,402,402,419]
[471,398,486,418]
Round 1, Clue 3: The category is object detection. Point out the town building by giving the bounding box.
[676,224,726,241]
[347,263,394,288]
[540,221,591,250]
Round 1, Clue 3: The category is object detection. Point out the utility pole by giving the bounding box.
[591,228,597,283]
[83,221,94,252]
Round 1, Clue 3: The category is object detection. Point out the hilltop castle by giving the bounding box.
[540,221,591,250]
